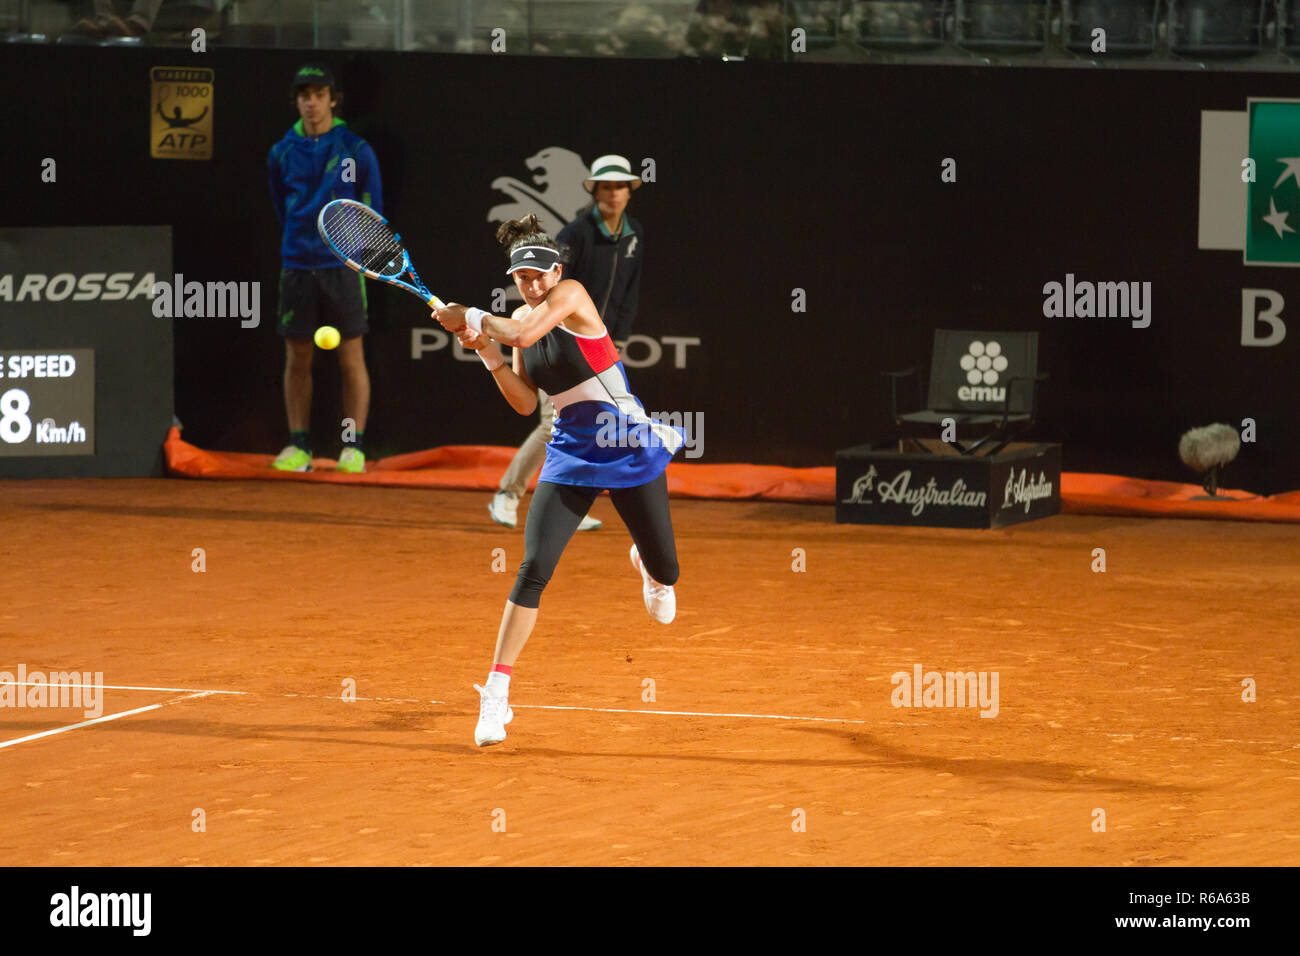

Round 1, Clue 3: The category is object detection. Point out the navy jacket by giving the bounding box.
[556,208,643,345]
[268,118,383,270]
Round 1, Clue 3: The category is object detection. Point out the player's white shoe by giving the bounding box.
[473,683,514,747]
[577,513,602,531]
[630,544,676,624]
[488,491,518,529]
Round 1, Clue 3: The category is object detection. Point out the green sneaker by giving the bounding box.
[272,445,313,472]
[337,447,366,474]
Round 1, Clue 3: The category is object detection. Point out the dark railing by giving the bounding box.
[2,0,1297,69]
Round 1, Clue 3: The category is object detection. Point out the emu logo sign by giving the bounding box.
[957,340,1008,402]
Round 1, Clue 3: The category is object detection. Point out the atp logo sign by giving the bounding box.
[150,67,213,161]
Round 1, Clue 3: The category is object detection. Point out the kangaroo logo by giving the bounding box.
[625,235,639,258]
[842,465,879,504]
[488,147,591,238]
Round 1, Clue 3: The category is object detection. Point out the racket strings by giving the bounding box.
[322,204,404,277]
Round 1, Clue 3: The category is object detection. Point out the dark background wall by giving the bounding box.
[3,46,1298,493]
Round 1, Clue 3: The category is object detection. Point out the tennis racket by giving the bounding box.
[316,199,447,309]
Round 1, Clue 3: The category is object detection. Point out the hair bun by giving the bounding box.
[495,213,558,258]
[495,213,544,248]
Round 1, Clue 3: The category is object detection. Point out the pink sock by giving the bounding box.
[486,664,511,694]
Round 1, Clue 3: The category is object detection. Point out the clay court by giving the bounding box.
[1,477,1296,866]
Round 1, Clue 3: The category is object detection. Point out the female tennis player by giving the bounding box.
[433,213,683,747]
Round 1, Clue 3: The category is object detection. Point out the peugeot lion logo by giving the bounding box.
[488,147,591,237]
[488,147,592,303]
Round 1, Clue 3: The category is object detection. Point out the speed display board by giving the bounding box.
[0,350,95,456]
[0,226,171,478]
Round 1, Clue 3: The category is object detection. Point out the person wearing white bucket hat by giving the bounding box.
[487,153,647,532]
[582,153,643,194]
[568,154,644,354]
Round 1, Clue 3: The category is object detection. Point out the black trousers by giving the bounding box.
[508,471,679,609]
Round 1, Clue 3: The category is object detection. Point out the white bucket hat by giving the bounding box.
[583,154,642,193]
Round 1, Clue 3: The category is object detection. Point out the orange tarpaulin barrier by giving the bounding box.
[163,428,1300,522]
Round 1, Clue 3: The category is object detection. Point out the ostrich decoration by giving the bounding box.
[1178,424,1241,500]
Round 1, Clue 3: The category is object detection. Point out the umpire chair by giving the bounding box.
[883,329,1048,456]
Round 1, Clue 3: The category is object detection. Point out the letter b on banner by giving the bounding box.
[1241,289,1287,346]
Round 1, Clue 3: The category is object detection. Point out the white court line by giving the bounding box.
[1,682,1285,746]
[1,681,245,695]
[0,690,214,751]
[1,681,861,725]
[0,681,437,706]
[278,692,444,704]
[515,703,870,724]
[8,684,854,719]
[89,683,244,695]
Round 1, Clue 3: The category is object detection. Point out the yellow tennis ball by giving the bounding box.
[314,325,341,350]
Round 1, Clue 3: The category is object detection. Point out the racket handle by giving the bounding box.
[428,295,447,309]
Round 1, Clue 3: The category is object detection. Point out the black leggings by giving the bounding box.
[508,471,679,609]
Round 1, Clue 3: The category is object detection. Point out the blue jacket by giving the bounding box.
[268,118,383,270]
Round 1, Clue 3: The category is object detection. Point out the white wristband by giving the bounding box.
[465,307,489,335]
[477,341,505,372]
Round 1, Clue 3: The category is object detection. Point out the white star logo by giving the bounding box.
[1262,197,1296,239]
[1275,157,1300,190]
